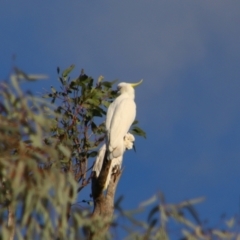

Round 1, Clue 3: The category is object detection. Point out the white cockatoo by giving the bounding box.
[105,80,142,160]
[92,133,135,190]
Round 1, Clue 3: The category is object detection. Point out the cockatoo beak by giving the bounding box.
[130,79,143,88]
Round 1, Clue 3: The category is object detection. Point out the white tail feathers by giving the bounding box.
[92,144,106,178]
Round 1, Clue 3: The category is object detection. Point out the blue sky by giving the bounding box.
[1,0,240,233]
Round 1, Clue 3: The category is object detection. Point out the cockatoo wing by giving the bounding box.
[108,98,136,158]
[105,100,116,132]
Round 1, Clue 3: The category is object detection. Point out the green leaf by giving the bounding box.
[14,67,30,80]
[62,64,75,78]
[110,79,118,85]
[87,151,98,158]
[92,107,106,117]
[69,79,78,90]
[88,78,94,89]
[77,74,93,86]
[58,144,71,158]
[108,90,118,99]
[59,77,64,85]
[42,94,51,98]
[91,122,97,133]
[98,75,104,83]
[14,67,48,81]
[101,81,112,88]
[130,126,146,139]
[139,195,157,208]
[90,88,104,98]
[147,205,159,223]
[85,98,100,106]
[226,217,235,228]
[102,100,110,108]
[51,86,57,93]
[55,106,62,114]
[132,120,139,125]
[51,97,56,103]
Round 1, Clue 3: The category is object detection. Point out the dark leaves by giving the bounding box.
[87,151,98,158]
[130,125,146,139]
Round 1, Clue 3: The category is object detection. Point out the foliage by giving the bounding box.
[115,194,240,240]
[0,66,145,239]
[0,66,239,240]
[43,66,118,187]
[0,71,80,239]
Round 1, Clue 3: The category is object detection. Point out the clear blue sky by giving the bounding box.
[1,0,240,233]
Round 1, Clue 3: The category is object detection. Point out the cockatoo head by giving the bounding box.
[117,80,143,97]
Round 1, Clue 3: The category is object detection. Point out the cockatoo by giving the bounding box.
[105,80,142,160]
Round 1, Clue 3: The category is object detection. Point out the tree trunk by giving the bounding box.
[89,153,122,239]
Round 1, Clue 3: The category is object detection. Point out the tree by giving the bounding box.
[0,66,239,240]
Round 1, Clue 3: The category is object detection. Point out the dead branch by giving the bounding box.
[89,152,122,239]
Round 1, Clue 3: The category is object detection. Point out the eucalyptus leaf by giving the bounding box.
[130,126,147,139]
[62,64,75,78]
